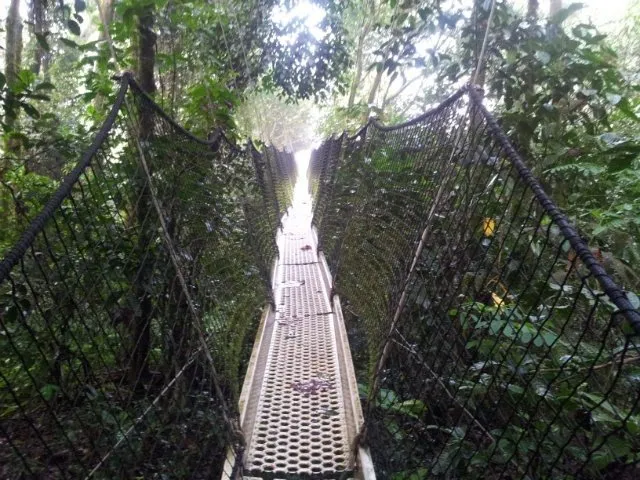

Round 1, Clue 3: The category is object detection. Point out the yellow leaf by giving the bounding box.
[491,292,505,307]
[483,218,496,237]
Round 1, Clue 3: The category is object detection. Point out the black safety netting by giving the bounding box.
[309,86,640,479]
[264,146,297,219]
[0,74,295,479]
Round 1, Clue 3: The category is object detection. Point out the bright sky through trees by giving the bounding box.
[513,0,631,29]
[272,0,327,43]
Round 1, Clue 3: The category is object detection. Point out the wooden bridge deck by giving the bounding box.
[232,163,372,479]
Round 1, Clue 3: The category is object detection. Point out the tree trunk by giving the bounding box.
[94,0,117,111]
[366,49,388,120]
[471,0,489,89]
[348,31,367,108]
[347,1,375,108]
[138,6,156,96]
[521,0,539,152]
[469,0,489,157]
[98,0,115,34]
[5,0,23,128]
[97,0,116,56]
[380,77,394,110]
[5,0,23,87]
[128,5,157,388]
[29,0,48,75]
[137,5,156,137]
[547,0,563,38]
[1,0,23,223]
[367,64,385,107]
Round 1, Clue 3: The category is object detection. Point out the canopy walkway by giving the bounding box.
[237,178,365,479]
[1,73,639,479]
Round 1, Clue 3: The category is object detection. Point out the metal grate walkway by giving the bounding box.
[236,161,369,479]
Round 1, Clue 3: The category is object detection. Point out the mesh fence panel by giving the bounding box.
[265,146,297,217]
[0,74,294,478]
[310,86,640,479]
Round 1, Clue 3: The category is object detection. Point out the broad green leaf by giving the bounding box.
[17,69,36,87]
[599,132,624,145]
[21,103,40,119]
[388,399,428,419]
[378,388,399,408]
[35,33,50,52]
[535,51,551,65]
[541,331,558,346]
[60,38,79,48]
[35,81,55,91]
[616,98,639,121]
[67,19,81,36]
[490,319,505,335]
[40,384,60,401]
[519,330,533,344]
[508,384,524,395]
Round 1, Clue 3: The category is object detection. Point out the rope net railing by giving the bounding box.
[0,73,295,478]
[309,86,640,479]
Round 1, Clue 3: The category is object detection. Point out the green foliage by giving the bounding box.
[182,78,239,136]
[1,70,56,128]
[423,1,640,294]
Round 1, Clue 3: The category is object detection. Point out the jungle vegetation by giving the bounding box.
[1,0,640,477]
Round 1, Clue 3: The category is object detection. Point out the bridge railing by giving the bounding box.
[310,86,640,479]
[0,74,294,478]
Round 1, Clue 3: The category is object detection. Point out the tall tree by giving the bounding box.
[129,3,157,387]
[347,0,376,108]
[137,5,156,97]
[470,0,491,89]
[98,0,115,30]
[5,0,24,128]
[97,0,116,47]
[29,0,49,76]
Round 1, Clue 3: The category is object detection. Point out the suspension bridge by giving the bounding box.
[1,73,639,479]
